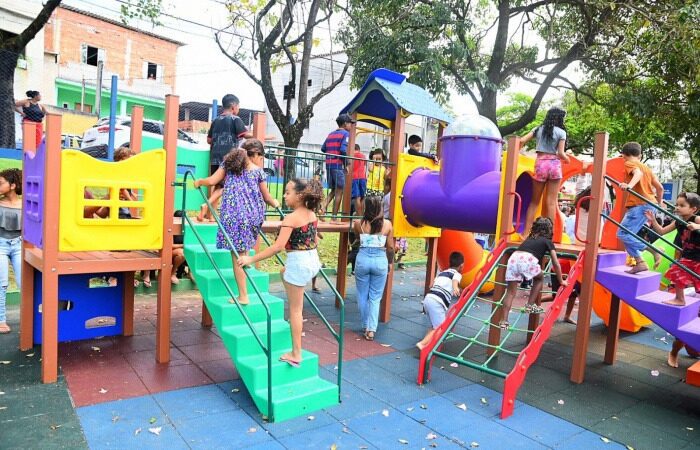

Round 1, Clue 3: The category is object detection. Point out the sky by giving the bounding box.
[62,0,580,116]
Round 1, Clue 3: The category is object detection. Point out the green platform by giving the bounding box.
[183,223,339,422]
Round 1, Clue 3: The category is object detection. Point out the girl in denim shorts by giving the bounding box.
[520,107,571,238]
[238,178,323,368]
[0,169,22,334]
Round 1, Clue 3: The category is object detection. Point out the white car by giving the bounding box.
[81,116,207,157]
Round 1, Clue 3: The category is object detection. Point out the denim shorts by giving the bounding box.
[351,178,367,199]
[283,250,321,287]
[327,167,346,190]
[422,294,448,329]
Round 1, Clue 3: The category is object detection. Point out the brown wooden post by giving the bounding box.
[122,271,135,336]
[41,114,63,383]
[423,123,444,294]
[487,135,520,354]
[571,131,608,383]
[604,294,621,364]
[130,106,144,153]
[335,114,357,302]
[379,109,406,322]
[252,112,266,141]
[19,122,37,351]
[155,95,178,364]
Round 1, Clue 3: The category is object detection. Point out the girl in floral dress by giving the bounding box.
[195,139,279,304]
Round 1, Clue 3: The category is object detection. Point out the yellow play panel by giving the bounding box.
[392,153,441,238]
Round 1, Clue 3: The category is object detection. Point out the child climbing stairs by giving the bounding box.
[183,222,340,422]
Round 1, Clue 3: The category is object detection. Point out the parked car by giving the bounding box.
[80,116,206,155]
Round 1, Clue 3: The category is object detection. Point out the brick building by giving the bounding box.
[43,4,183,120]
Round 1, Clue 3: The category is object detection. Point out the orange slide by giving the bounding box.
[437,230,495,293]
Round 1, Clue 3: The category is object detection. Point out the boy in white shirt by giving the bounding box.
[416,251,465,350]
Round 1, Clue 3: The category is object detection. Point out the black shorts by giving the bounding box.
[211,163,224,188]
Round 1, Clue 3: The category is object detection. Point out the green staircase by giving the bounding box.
[183,222,340,422]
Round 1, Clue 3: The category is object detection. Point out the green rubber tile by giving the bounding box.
[617,401,700,440]
[528,390,635,428]
[1,412,87,449]
[590,412,690,450]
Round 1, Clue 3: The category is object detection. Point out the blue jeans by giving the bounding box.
[0,237,22,323]
[617,204,654,258]
[355,247,388,332]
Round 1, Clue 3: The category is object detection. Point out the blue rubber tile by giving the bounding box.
[241,441,286,449]
[554,430,627,450]
[326,381,390,421]
[154,384,239,423]
[400,395,478,435]
[372,328,422,350]
[345,408,462,449]
[365,352,419,373]
[278,422,375,449]
[500,403,587,447]
[404,366,473,393]
[177,410,274,449]
[77,396,188,450]
[259,409,337,439]
[340,359,436,406]
[217,379,256,409]
[441,383,518,418]
[620,324,672,352]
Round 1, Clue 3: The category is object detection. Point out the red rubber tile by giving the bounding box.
[178,342,230,364]
[196,358,240,383]
[337,330,395,357]
[135,363,212,394]
[132,318,156,335]
[170,329,221,347]
[111,334,157,353]
[67,365,148,407]
[123,348,189,369]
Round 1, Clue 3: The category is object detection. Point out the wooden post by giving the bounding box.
[488,135,520,354]
[423,124,444,293]
[122,271,135,336]
[335,114,357,301]
[155,95,178,364]
[380,109,405,323]
[41,114,63,383]
[129,106,144,154]
[570,132,608,383]
[604,294,621,364]
[19,122,37,351]
[252,112,266,141]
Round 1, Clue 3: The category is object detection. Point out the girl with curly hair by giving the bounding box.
[0,169,22,333]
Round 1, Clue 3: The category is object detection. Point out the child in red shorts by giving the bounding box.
[644,192,700,307]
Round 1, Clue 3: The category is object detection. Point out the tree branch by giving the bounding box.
[3,0,62,51]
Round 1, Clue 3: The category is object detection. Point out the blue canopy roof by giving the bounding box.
[340,68,452,127]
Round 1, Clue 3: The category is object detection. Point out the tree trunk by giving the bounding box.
[0,49,19,148]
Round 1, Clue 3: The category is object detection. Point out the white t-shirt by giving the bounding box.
[427,268,462,307]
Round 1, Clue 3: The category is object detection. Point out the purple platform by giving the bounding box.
[596,252,700,351]
[23,140,46,248]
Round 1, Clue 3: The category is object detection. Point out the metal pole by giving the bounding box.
[211,99,218,122]
[95,60,104,118]
[107,75,118,160]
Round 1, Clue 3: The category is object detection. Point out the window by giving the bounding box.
[75,103,92,113]
[81,44,105,66]
[142,121,162,135]
[143,62,163,81]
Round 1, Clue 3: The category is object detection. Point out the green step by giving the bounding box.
[202,293,284,328]
[252,377,339,422]
[182,221,340,422]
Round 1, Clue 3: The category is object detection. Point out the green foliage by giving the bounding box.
[119,0,163,25]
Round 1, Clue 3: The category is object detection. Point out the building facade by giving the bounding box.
[43,5,183,120]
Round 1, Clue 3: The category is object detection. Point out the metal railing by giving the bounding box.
[604,175,699,280]
[177,171,275,420]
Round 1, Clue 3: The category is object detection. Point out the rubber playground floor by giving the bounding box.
[2,267,700,450]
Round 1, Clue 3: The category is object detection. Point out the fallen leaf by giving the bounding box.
[111,415,119,423]
[342,427,350,434]
[557,399,565,405]
[50,424,62,430]
[480,397,488,405]
[99,388,108,394]
[148,426,161,436]
[307,415,315,421]
[134,428,142,436]
[611,416,618,420]
[355,338,361,341]
[687,427,694,431]
[0,361,11,365]
[456,403,467,411]
[406,407,414,412]
[330,444,337,450]
[149,417,157,424]
[232,388,240,393]
[625,446,634,450]
[382,409,390,417]
[450,362,459,368]
[426,432,437,440]
[0,392,4,395]
[301,332,306,337]
[471,442,479,448]
[380,344,391,347]
[248,427,257,433]
[26,353,35,358]
[600,437,610,443]
[0,407,7,410]
[420,404,428,410]
[650,370,660,377]
[398,438,409,445]
[430,443,438,448]
[91,346,101,352]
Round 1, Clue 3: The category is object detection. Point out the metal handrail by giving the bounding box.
[605,175,690,227]
[256,206,345,399]
[178,171,275,420]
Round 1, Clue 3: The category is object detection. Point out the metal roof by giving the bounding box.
[341,68,452,126]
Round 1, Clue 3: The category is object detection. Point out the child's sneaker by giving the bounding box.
[523,304,545,314]
[625,256,636,267]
